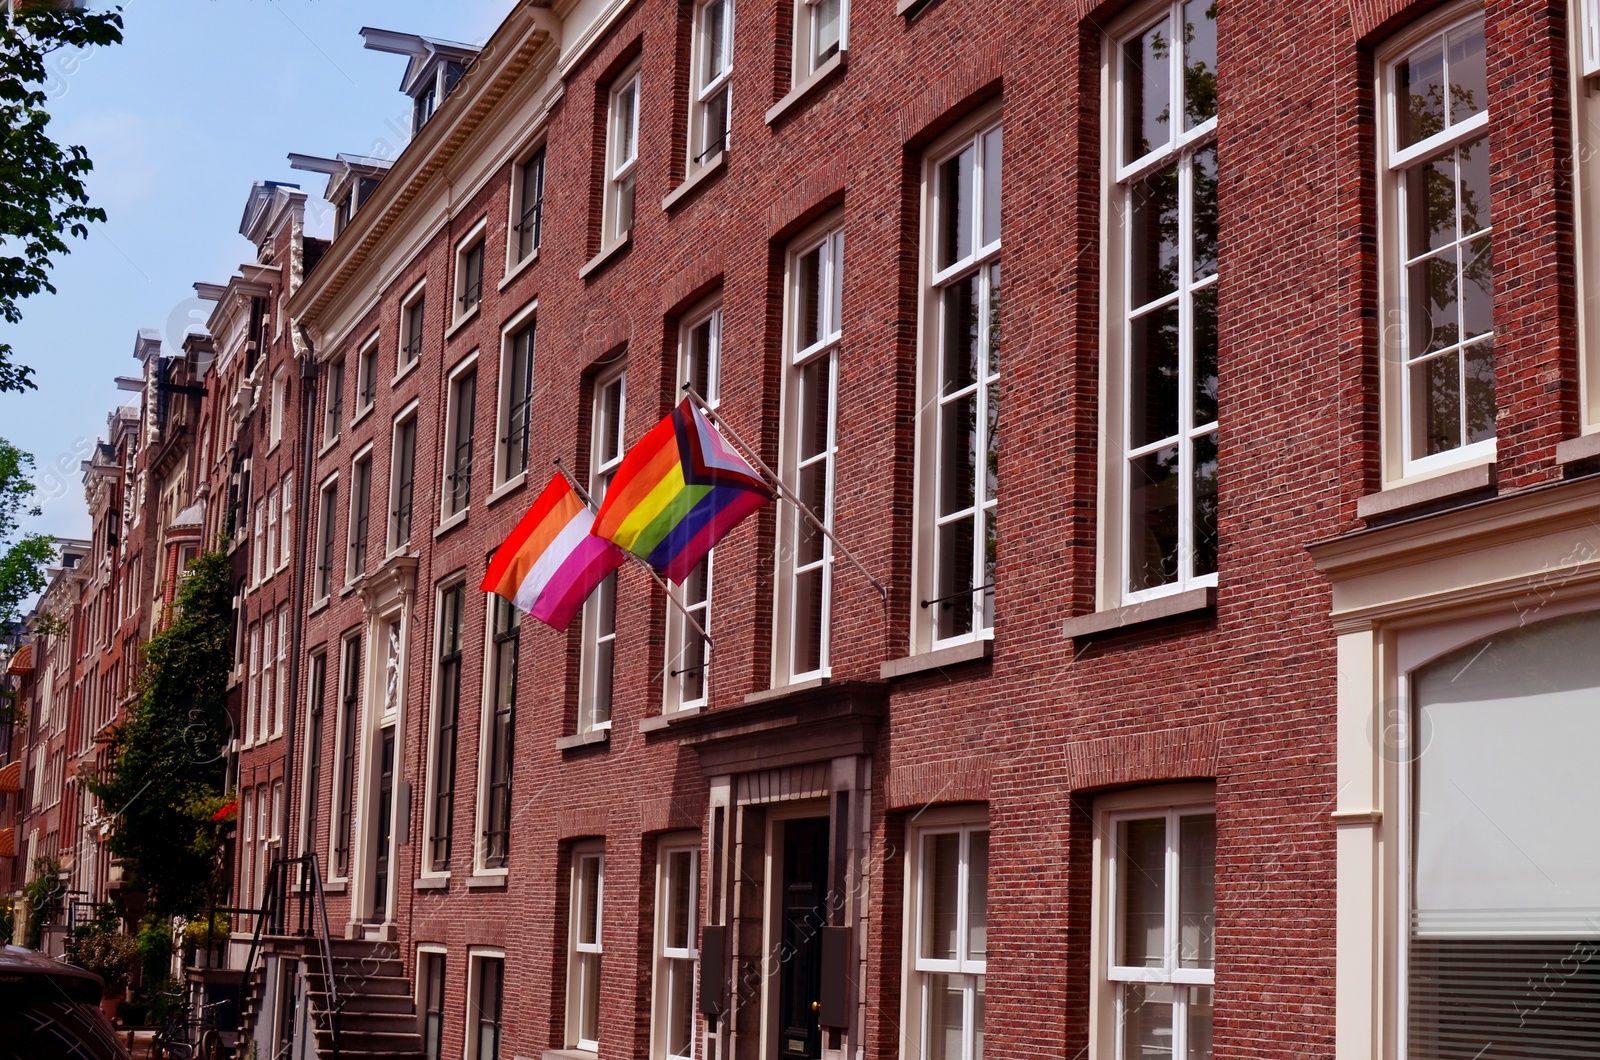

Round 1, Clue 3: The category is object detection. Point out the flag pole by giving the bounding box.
[553,459,714,650]
[682,386,888,602]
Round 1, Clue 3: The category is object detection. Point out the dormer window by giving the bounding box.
[336,194,354,234]
[414,81,438,132]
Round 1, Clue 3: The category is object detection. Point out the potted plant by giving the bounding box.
[73,929,139,1021]
[183,911,230,968]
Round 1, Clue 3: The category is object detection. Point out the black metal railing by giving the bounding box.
[239,853,341,1060]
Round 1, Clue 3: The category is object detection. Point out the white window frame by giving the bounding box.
[268,366,286,450]
[1097,0,1221,611]
[453,221,488,327]
[604,65,642,249]
[466,947,507,1060]
[323,357,345,447]
[314,473,338,604]
[579,365,626,733]
[688,0,734,174]
[494,301,538,493]
[347,443,375,584]
[773,222,843,687]
[902,809,989,1060]
[329,633,363,882]
[793,0,847,83]
[245,622,260,749]
[421,580,466,879]
[474,594,519,876]
[913,111,1003,655]
[567,842,606,1052]
[1089,784,1216,1060]
[279,472,293,571]
[260,616,275,745]
[389,401,421,554]
[652,834,701,1060]
[441,352,480,526]
[252,499,267,586]
[355,333,380,418]
[1574,0,1600,437]
[398,280,427,376]
[509,143,547,272]
[264,486,279,583]
[665,300,721,714]
[1378,6,1496,483]
[274,607,288,739]
[415,944,448,1060]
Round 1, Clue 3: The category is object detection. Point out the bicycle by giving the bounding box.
[148,998,232,1060]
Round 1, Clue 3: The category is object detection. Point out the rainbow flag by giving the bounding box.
[481,473,626,630]
[591,398,772,583]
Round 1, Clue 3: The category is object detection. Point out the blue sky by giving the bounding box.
[0,0,516,540]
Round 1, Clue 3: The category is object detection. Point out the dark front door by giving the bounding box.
[777,817,830,1060]
[370,727,395,922]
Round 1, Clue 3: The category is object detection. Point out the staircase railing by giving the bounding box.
[240,852,341,1060]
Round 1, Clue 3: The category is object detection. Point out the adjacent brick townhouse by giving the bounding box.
[9,0,1600,1057]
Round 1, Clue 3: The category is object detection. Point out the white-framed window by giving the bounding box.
[348,446,373,582]
[443,356,479,520]
[274,607,288,738]
[246,622,261,747]
[774,224,842,685]
[915,113,1002,653]
[907,812,988,1060]
[269,366,286,449]
[399,282,426,371]
[604,66,641,247]
[279,472,293,570]
[418,946,448,1060]
[357,335,380,414]
[496,304,537,489]
[264,486,279,583]
[260,616,275,745]
[1099,0,1219,608]
[1397,610,1600,1057]
[324,357,345,445]
[300,650,326,862]
[1092,787,1215,1060]
[793,0,846,82]
[512,145,546,265]
[390,404,419,552]
[252,499,267,585]
[567,842,606,1051]
[652,836,700,1060]
[467,949,506,1060]
[579,367,625,732]
[425,582,466,875]
[689,0,733,172]
[331,633,362,880]
[478,596,519,871]
[1379,9,1494,480]
[665,302,720,714]
[455,225,487,324]
[239,788,255,908]
[314,474,338,603]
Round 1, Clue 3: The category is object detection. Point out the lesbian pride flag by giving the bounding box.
[591,398,772,584]
[481,473,626,631]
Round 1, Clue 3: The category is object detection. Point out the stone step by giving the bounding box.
[305,971,412,996]
[307,988,416,1015]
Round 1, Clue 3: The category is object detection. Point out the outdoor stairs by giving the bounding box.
[303,938,427,1060]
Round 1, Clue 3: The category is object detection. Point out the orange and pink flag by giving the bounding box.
[481,473,625,631]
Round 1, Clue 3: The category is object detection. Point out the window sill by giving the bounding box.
[316,435,339,461]
[350,404,374,430]
[414,876,448,891]
[1556,431,1600,465]
[880,637,992,679]
[641,706,701,733]
[661,153,726,213]
[465,873,508,890]
[1061,586,1216,639]
[543,1050,598,1060]
[579,232,631,280]
[434,510,469,538]
[1356,461,1497,520]
[500,248,539,291]
[556,728,610,751]
[744,675,827,705]
[487,473,528,508]
[392,357,420,387]
[322,880,347,894]
[765,50,847,127]
[445,304,481,342]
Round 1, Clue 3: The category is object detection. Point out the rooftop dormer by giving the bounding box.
[286,152,393,236]
[359,27,481,135]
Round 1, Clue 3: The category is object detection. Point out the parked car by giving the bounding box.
[0,944,131,1060]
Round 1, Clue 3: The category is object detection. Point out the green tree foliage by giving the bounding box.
[0,437,53,631]
[85,548,233,920]
[0,1,124,394]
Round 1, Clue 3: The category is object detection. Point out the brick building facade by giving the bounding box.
[10,0,1600,1057]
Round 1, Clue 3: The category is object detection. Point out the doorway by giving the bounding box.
[776,816,829,1059]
